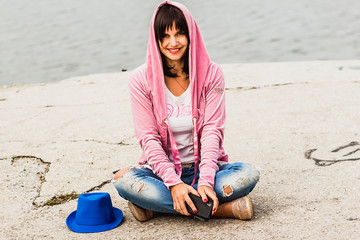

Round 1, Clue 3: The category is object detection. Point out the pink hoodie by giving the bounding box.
[129,1,228,189]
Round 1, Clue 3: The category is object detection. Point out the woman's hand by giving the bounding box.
[170,183,200,216]
[197,185,219,215]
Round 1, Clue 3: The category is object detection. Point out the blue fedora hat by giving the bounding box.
[66,192,123,233]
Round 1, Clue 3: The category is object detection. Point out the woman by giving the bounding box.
[113,1,259,222]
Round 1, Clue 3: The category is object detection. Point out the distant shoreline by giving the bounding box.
[1,0,360,85]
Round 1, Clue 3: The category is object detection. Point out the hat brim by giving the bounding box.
[66,207,123,233]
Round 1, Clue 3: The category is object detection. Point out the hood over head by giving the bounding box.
[146,0,210,119]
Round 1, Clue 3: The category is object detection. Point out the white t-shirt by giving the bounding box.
[165,85,194,164]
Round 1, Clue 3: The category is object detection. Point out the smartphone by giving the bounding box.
[185,193,213,221]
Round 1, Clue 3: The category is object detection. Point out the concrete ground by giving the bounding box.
[0,60,359,239]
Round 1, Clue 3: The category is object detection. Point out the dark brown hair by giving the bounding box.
[154,4,189,78]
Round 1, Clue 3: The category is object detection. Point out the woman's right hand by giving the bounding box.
[170,183,199,216]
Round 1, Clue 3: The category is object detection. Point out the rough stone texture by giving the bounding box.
[1,61,359,239]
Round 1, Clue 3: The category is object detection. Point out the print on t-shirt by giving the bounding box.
[167,103,192,118]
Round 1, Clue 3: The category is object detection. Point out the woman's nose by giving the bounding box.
[169,36,177,46]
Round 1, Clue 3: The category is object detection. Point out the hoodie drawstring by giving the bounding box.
[191,116,199,186]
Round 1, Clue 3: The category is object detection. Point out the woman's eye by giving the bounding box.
[161,35,169,41]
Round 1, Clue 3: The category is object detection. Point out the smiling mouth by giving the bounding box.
[167,48,181,54]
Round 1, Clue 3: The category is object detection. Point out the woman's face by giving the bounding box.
[158,22,188,66]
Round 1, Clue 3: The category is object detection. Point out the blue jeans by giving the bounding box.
[112,162,260,214]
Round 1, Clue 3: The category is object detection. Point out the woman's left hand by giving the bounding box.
[197,185,219,215]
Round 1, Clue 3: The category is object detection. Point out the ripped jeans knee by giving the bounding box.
[214,162,260,202]
[113,167,147,194]
[112,166,176,213]
[223,185,234,197]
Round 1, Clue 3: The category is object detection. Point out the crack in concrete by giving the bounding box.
[0,102,106,110]
[42,192,79,206]
[0,139,133,146]
[43,102,105,108]
[1,155,114,208]
[305,142,360,166]
[343,148,360,157]
[39,179,113,207]
[225,82,309,91]
[84,179,112,193]
[310,156,360,166]
[70,139,130,146]
[0,155,51,208]
[331,141,359,152]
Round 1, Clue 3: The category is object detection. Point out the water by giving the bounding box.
[1,0,359,85]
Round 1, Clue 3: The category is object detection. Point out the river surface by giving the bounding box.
[1,0,359,85]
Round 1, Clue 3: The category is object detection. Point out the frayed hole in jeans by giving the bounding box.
[132,182,145,193]
[223,185,234,197]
